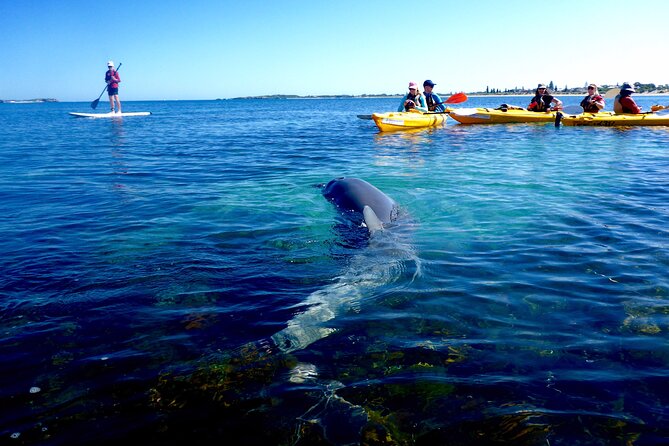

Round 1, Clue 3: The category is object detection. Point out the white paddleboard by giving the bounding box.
[69,111,151,118]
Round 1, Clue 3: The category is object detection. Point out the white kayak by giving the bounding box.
[69,111,151,118]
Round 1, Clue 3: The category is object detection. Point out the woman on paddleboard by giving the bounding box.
[105,61,122,114]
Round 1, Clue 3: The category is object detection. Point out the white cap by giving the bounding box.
[107,60,114,67]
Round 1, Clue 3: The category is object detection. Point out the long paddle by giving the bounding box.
[602,87,664,114]
[565,89,624,115]
[357,92,468,119]
[91,63,122,109]
[425,92,469,114]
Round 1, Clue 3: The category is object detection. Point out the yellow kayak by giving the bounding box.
[372,110,447,132]
[448,107,558,124]
[557,112,669,127]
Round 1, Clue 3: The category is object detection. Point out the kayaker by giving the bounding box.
[580,84,605,113]
[423,80,445,112]
[105,61,122,114]
[527,84,562,112]
[398,81,427,112]
[613,83,641,114]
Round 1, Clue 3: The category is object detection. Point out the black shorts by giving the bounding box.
[108,87,119,96]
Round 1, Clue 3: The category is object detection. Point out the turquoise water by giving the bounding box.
[1,97,669,445]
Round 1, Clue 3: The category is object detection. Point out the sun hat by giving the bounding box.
[423,80,436,87]
[408,81,419,90]
[107,60,114,67]
[621,82,635,93]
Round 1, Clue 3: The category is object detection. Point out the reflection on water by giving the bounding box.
[110,117,125,146]
[373,126,435,142]
[372,127,442,170]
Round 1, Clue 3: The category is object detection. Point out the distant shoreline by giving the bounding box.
[3,93,667,103]
[467,93,669,97]
[226,92,669,100]
[0,98,58,104]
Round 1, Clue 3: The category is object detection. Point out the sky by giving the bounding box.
[2,0,668,101]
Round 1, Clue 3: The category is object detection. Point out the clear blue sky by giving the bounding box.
[2,0,668,101]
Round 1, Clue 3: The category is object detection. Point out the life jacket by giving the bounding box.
[425,93,437,111]
[106,69,120,89]
[528,93,553,112]
[613,95,623,113]
[580,94,603,113]
[614,94,639,114]
[405,92,421,111]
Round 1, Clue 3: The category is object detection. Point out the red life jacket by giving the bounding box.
[580,94,603,113]
[528,93,553,112]
[106,69,121,89]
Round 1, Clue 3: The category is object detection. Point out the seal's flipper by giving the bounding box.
[362,205,383,233]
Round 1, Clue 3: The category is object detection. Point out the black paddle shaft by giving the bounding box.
[91,63,122,109]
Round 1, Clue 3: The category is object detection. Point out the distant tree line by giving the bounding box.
[629,82,667,93]
[481,82,669,95]
[228,93,403,100]
[227,83,669,101]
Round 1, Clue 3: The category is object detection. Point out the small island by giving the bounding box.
[0,98,58,104]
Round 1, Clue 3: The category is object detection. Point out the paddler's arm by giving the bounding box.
[398,94,409,112]
[432,93,446,112]
[415,95,428,113]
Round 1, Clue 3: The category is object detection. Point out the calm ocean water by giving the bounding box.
[1,96,669,445]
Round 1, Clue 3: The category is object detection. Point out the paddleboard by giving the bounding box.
[69,111,151,118]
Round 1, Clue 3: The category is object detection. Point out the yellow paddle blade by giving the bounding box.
[604,88,620,99]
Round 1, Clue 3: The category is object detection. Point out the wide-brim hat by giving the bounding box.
[621,82,635,93]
